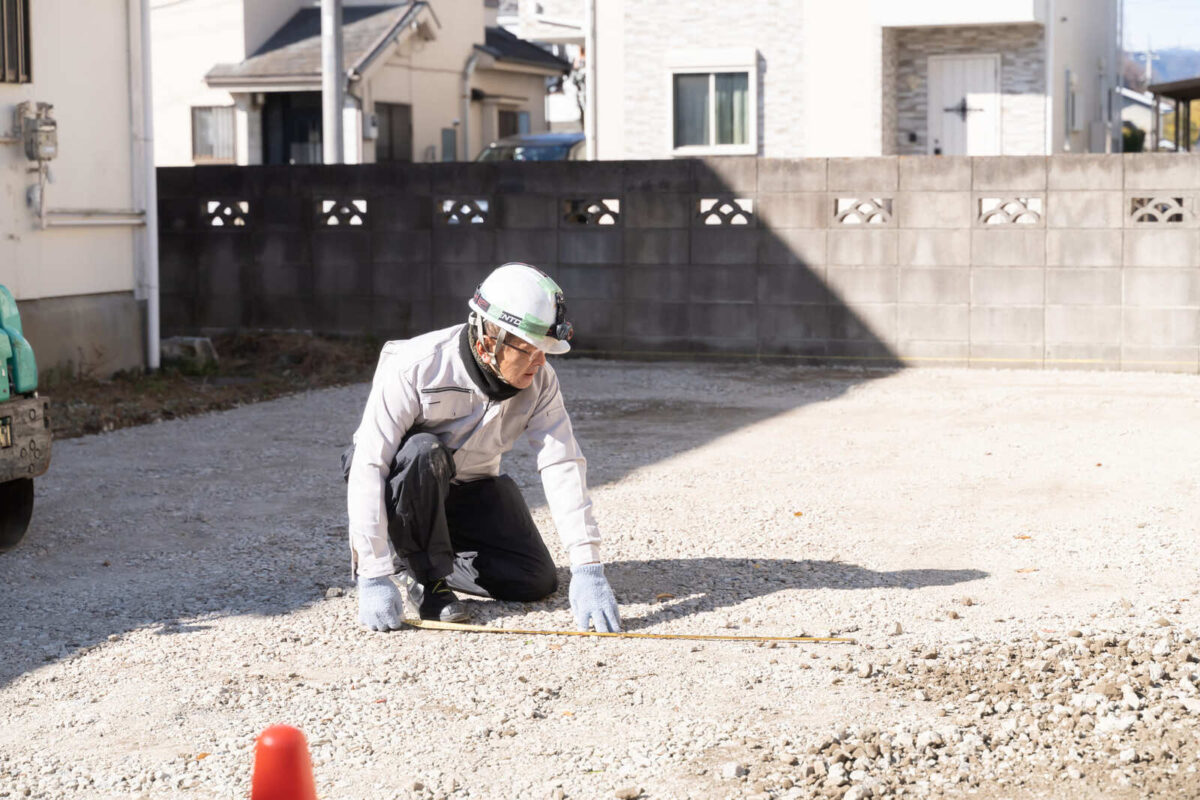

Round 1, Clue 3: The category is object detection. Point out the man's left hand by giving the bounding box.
[568,563,621,632]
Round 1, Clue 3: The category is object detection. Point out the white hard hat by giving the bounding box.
[468,262,573,355]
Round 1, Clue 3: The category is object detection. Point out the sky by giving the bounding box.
[1123,0,1200,51]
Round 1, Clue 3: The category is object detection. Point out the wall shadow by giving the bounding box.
[156,157,903,490]
[0,161,907,688]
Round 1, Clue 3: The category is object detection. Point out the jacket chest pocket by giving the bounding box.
[419,388,475,423]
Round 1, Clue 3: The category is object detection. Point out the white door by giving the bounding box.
[927,55,1001,155]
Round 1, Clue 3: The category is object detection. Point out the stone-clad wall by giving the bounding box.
[157,154,1200,373]
[892,24,1046,157]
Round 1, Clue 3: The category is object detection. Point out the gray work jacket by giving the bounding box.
[346,324,601,579]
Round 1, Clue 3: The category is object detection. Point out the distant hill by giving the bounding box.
[1128,47,1200,85]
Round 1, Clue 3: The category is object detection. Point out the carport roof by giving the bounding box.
[205,3,424,87]
[1147,76,1200,103]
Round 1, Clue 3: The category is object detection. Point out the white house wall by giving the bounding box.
[594,0,625,159]
[0,0,144,372]
[597,0,1116,159]
[1046,0,1119,154]
[800,0,879,157]
[151,0,245,166]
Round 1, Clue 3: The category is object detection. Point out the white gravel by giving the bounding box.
[1,360,1198,799]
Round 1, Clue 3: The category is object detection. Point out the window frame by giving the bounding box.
[0,0,32,84]
[666,48,758,157]
[191,105,237,164]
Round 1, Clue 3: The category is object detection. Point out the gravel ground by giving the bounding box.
[1,359,1198,799]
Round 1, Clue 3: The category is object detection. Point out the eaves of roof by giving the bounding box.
[205,3,431,89]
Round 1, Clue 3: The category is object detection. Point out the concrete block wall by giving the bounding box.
[158,153,1200,373]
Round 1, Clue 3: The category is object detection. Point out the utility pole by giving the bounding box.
[321,0,344,164]
[1144,39,1159,85]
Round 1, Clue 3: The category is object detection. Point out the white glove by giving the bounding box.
[357,575,405,631]
[568,564,621,632]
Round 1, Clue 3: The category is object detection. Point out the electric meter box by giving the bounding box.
[15,102,57,161]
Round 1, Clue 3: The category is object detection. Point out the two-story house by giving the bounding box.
[595,0,1121,159]
[152,0,570,166]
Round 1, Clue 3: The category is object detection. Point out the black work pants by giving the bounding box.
[379,433,558,602]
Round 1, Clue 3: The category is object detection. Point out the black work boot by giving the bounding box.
[403,574,468,622]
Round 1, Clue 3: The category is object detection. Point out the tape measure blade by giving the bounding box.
[402,618,853,643]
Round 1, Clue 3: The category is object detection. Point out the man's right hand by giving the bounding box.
[357,575,406,631]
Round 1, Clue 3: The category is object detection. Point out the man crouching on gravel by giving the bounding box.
[343,262,621,634]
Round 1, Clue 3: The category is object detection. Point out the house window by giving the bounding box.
[667,49,757,156]
[192,106,236,163]
[498,109,531,139]
[1,0,32,83]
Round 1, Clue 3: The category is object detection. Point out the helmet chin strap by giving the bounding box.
[470,311,507,379]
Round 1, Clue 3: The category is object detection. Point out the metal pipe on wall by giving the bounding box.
[584,0,596,160]
[139,0,160,370]
[1043,0,1056,154]
[321,0,345,164]
[45,217,146,228]
[461,51,479,161]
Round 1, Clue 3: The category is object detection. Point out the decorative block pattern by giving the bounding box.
[835,198,893,225]
[438,198,490,225]
[697,197,754,226]
[979,197,1043,225]
[204,200,248,228]
[319,199,368,227]
[1129,197,1190,224]
[562,198,620,226]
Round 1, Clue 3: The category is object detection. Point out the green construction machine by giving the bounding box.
[0,285,51,551]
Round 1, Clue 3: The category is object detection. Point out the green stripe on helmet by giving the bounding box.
[535,275,562,295]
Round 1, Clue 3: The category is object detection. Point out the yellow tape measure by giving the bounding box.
[403,618,855,644]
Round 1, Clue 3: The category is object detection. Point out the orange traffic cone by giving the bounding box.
[250,725,318,800]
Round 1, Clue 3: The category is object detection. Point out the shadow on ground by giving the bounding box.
[0,362,899,689]
[459,557,989,632]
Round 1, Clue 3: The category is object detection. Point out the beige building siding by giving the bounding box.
[363,3,550,162]
[0,0,138,300]
[0,0,145,373]
[892,24,1046,156]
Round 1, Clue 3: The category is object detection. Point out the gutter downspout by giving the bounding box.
[461,51,480,160]
[130,0,160,370]
[1044,0,1056,155]
[141,0,160,370]
[584,0,596,160]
